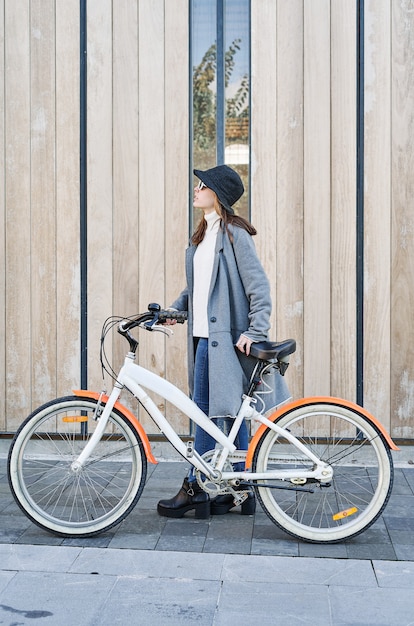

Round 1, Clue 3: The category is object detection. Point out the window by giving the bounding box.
[190,0,251,223]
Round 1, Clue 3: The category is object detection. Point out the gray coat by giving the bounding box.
[171,224,290,417]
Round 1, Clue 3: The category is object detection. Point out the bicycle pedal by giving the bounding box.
[231,491,248,506]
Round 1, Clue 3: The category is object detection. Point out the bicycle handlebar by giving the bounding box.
[118,303,187,335]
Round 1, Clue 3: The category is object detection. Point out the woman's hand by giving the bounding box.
[236,334,253,356]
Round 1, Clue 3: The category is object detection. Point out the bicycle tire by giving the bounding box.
[252,399,393,543]
[8,395,147,537]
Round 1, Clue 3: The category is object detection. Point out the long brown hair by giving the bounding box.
[191,196,257,245]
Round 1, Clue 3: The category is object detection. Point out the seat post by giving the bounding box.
[246,361,268,397]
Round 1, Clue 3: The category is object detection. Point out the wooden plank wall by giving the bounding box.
[1,0,414,440]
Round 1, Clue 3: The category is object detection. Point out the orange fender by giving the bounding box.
[245,396,399,469]
[73,389,157,465]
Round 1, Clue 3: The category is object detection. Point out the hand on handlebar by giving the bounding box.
[161,318,177,326]
[157,309,187,326]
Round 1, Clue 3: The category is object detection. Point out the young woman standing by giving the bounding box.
[157,165,289,519]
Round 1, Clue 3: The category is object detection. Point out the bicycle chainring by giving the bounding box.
[195,451,233,495]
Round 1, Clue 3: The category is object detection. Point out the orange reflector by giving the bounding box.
[333,507,358,521]
[62,416,88,423]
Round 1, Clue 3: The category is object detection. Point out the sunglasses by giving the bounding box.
[196,181,207,191]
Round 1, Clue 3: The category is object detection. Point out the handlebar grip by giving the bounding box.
[158,310,188,324]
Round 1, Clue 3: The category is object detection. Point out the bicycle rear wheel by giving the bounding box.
[8,395,147,537]
[252,400,393,543]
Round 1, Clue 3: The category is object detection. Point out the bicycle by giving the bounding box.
[7,303,398,543]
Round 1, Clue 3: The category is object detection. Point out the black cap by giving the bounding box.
[194,165,244,214]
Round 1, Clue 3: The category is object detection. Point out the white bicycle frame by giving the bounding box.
[71,352,333,484]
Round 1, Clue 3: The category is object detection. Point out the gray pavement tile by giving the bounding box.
[0,543,82,573]
[92,577,221,626]
[329,585,414,626]
[389,469,414,495]
[0,571,116,626]
[387,529,414,545]
[0,571,17,595]
[14,526,64,546]
[383,515,414,531]
[251,538,299,556]
[162,517,210,535]
[204,515,254,555]
[299,541,348,559]
[62,533,115,548]
[402,467,414,490]
[115,507,166,534]
[393,544,414,560]
[373,559,414,588]
[156,533,206,552]
[253,518,295,538]
[215,581,331,626]
[346,542,397,561]
[69,547,226,581]
[385,493,414,516]
[221,553,378,587]
[109,531,161,550]
[344,524,391,545]
[0,515,32,543]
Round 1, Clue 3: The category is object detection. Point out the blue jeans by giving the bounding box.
[189,338,248,482]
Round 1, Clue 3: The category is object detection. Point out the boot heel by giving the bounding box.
[194,500,211,519]
[241,494,256,515]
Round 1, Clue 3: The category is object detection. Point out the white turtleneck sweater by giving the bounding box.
[192,211,221,338]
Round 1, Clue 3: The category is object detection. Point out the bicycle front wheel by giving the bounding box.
[8,395,147,537]
[252,400,393,543]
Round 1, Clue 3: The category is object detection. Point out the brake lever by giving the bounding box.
[148,324,173,337]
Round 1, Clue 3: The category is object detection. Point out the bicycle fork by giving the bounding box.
[70,385,122,473]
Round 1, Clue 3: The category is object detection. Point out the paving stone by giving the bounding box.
[373,559,414,588]
[221,554,378,587]
[92,576,221,626]
[299,541,348,559]
[329,585,414,625]
[215,580,331,626]
[346,542,397,561]
[251,537,299,556]
[69,547,226,581]
[0,571,116,626]
[0,544,81,572]
[392,543,414,560]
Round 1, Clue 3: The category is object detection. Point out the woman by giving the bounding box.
[157,164,289,519]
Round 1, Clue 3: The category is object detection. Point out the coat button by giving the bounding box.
[210,316,217,323]
[211,341,218,347]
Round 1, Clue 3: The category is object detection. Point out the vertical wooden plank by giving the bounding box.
[56,0,80,395]
[137,0,166,429]
[87,0,113,391]
[5,0,32,428]
[391,0,414,437]
[275,0,304,401]
[330,0,357,401]
[112,0,139,394]
[164,0,190,433]
[250,0,277,330]
[30,0,57,408]
[303,0,331,397]
[363,0,391,428]
[0,1,5,428]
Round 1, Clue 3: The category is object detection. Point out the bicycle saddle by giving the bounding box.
[249,339,296,361]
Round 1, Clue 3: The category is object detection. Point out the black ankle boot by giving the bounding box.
[211,487,256,516]
[157,478,210,519]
